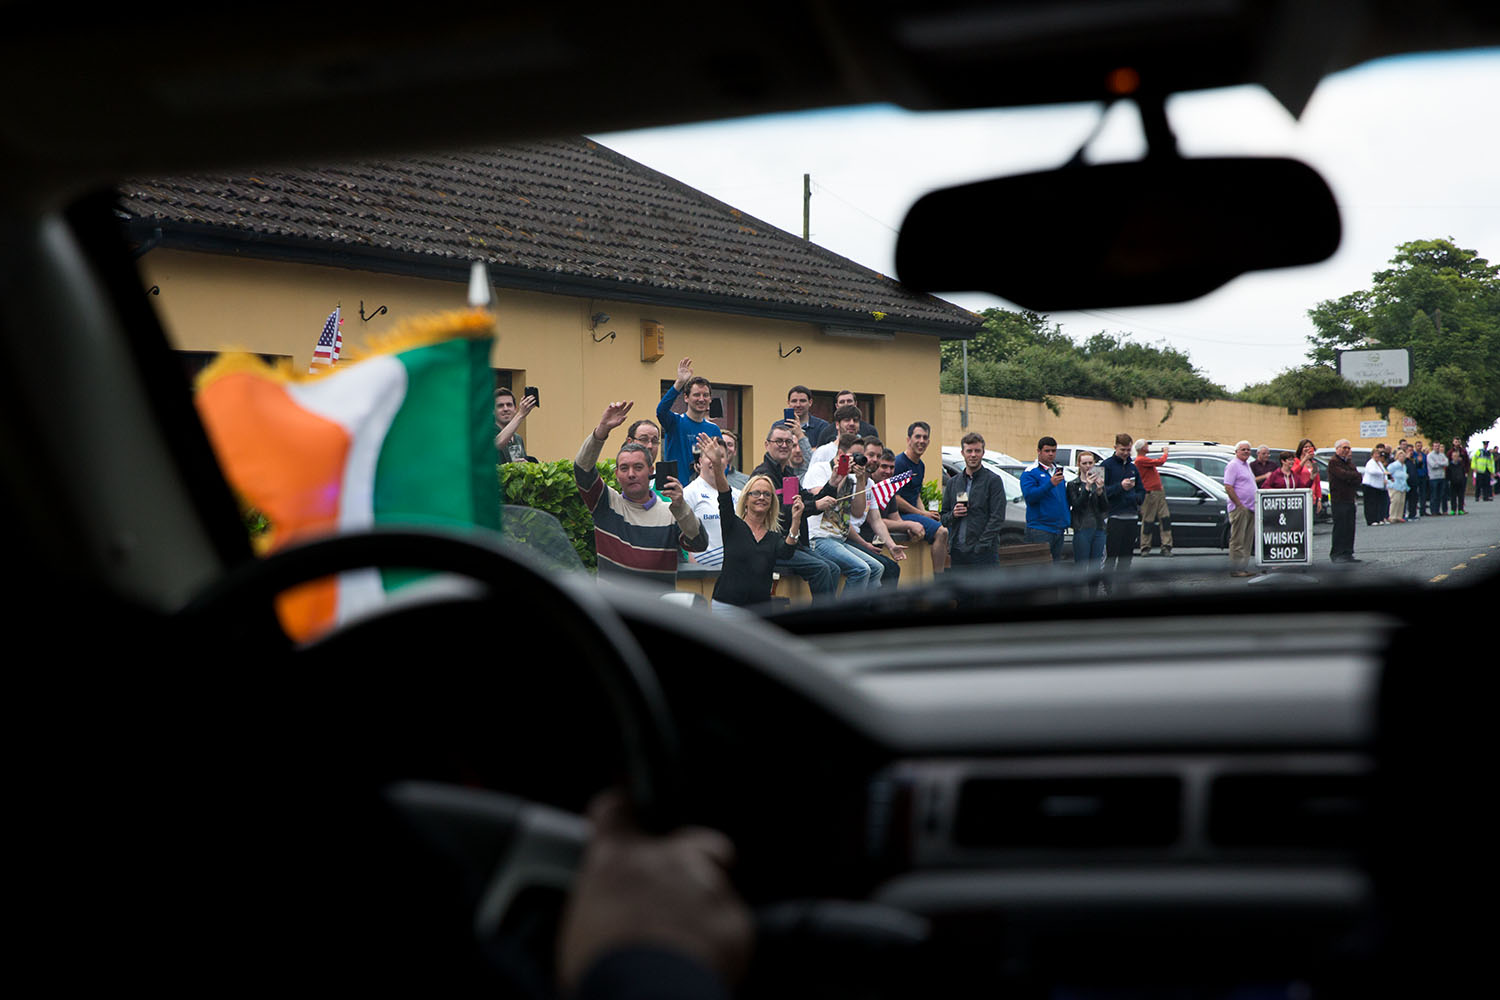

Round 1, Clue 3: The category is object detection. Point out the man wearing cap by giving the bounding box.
[1133,439,1172,556]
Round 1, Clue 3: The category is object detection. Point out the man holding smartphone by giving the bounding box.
[1100,432,1146,578]
[804,435,884,592]
[493,386,535,464]
[575,400,706,589]
[1020,436,1070,562]
[657,357,723,480]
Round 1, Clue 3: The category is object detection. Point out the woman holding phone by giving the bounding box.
[1290,439,1325,516]
[697,432,803,610]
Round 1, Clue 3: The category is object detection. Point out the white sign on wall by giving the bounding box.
[1360,420,1389,439]
[1337,348,1411,387]
[1402,416,1418,434]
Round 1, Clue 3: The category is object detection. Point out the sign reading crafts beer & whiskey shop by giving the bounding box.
[1255,489,1311,567]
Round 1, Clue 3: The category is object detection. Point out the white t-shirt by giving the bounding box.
[803,460,865,540]
[1361,457,1388,489]
[808,441,838,467]
[682,476,738,567]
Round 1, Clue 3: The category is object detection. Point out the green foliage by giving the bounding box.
[498,460,613,570]
[1300,237,1500,440]
[1234,365,1377,409]
[940,307,1227,405]
[920,478,942,511]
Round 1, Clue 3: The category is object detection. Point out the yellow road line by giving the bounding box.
[1430,574,1449,582]
[1452,563,1468,571]
[1473,552,1488,559]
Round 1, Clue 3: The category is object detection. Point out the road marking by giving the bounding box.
[1430,574,1448,582]
[1451,563,1468,571]
[1473,552,1488,559]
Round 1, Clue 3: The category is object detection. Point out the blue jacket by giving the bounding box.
[1020,462,1071,533]
[656,385,722,479]
[1100,453,1146,518]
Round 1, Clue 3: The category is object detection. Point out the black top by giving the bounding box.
[751,454,837,551]
[1067,476,1110,530]
[939,464,1008,554]
[711,490,791,607]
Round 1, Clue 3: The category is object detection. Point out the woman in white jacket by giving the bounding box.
[1362,447,1390,525]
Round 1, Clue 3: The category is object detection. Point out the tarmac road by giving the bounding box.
[1104,489,1498,591]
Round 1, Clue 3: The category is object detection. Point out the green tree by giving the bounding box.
[1301,238,1500,440]
[941,307,1227,405]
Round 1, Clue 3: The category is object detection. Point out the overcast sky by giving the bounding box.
[596,48,1500,450]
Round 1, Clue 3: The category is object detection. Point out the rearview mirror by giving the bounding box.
[895,157,1340,311]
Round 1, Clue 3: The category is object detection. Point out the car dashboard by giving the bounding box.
[611,592,1398,995]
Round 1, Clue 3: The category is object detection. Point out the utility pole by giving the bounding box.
[803,173,811,240]
[961,341,970,429]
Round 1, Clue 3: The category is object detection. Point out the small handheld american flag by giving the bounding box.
[309,307,343,373]
[867,470,914,510]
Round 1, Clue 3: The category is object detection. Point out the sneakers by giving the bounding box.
[1162,547,1172,557]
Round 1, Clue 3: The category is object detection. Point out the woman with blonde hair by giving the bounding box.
[696,432,803,609]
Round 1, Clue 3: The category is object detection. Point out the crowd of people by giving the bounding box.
[509,366,1494,602]
[1355,436,1494,526]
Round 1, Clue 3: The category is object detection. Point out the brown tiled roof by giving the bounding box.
[118,137,980,338]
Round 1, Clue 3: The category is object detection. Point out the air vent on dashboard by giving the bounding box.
[1208,773,1371,849]
[953,776,1181,848]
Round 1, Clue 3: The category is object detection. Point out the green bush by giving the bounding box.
[920,478,942,511]
[498,459,617,571]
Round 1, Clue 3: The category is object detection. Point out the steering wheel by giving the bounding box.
[181,528,685,959]
[180,527,926,994]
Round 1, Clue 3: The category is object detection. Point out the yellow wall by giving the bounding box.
[141,250,941,465]
[941,393,1425,459]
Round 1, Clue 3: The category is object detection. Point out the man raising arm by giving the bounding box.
[657,357,723,476]
[576,400,706,590]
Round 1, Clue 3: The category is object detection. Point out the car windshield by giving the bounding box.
[138,49,1500,632]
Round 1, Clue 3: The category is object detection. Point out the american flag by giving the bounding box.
[308,307,343,373]
[866,470,914,510]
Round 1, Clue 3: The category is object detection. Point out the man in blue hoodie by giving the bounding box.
[1021,436,1071,561]
[1099,432,1146,576]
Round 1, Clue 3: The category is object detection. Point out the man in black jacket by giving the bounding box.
[940,432,1008,568]
[753,420,841,595]
[1327,438,1363,563]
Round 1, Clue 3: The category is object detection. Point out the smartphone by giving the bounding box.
[836,454,850,476]
[782,475,799,504]
[709,398,724,419]
[783,407,796,423]
[524,385,540,407]
[655,460,678,486]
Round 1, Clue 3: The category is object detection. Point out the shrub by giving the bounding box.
[498,459,617,571]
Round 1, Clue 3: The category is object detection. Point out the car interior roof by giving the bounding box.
[3,2,1499,200]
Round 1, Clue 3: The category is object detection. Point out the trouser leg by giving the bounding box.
[1331,502,1355,560]
[778,546,839,595]
[1104,518,1136,573]
[1228,506,1253,571]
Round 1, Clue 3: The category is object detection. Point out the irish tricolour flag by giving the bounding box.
[195,310,501,640]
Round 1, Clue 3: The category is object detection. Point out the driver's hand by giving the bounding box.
[558,791,753,992]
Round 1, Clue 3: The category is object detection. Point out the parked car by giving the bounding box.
[1147,462,1232,550]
